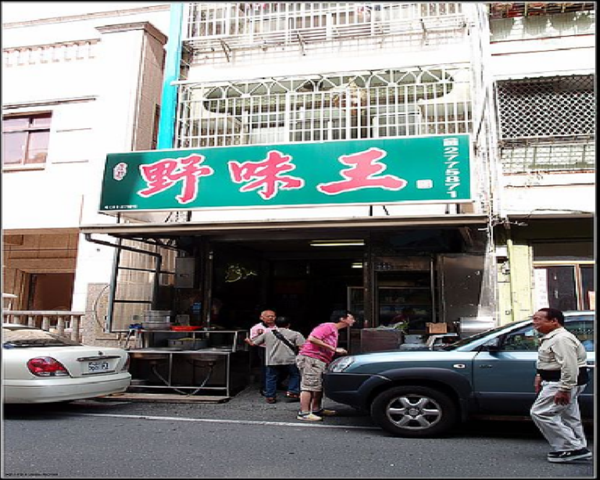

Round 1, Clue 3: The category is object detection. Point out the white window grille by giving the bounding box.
[500,142,595,174]
[184,2,467,58]
[175,66,472,148]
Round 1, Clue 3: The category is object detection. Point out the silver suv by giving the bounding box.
[323,311,594,437]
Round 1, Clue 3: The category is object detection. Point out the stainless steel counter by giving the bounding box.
[124,329,248,352]
[128,347,248,397]
[126,330,249,397]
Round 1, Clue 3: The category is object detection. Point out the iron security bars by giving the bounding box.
[497,75,594,141]
[175,66,472,148]
[497,75,595,173]
[185,2,466,54]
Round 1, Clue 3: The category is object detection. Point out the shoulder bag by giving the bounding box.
[272,330,299,355]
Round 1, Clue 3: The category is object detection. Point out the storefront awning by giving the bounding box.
[80,214,489,238]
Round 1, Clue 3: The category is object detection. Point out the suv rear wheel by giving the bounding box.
[371,385,457,438]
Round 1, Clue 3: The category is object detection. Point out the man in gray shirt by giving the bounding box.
[250,316,305,404]
[530,308,591,463]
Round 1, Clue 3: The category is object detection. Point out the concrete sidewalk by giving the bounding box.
[101,381,296,406]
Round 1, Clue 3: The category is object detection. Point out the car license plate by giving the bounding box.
[87,360,110,373]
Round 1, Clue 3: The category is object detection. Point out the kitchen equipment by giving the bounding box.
[142,310,173,330]
[168,338,208,350]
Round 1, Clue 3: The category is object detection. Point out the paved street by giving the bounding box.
[2,385,594,478]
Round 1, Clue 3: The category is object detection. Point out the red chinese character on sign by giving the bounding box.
[138,154,214,204]
[228,150,304,200]
[317,148,407,195]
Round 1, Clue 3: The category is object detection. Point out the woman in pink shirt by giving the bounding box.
[295,310,356,421]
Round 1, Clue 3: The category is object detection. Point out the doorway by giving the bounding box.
[27,273,75,310]
[270,257,363,336]
[208,239,364,337]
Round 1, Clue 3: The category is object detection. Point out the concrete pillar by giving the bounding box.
[72,22,167,344]
[506,236,535,322]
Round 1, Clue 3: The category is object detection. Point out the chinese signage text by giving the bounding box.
[99,135,471,212]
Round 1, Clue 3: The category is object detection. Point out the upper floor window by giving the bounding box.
[497,75,595,173]
[2,113,51,167]
[497,75,594,142]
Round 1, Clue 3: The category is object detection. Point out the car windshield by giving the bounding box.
[438,313,594,351]
[438,321,530,351]
[2,328,81,348]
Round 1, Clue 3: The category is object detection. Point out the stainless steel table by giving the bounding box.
[124,329,247,351]
[125,329,249,397]
[128,347,246,397]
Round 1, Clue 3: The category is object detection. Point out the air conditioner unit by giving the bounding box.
[290,110,367,142]
[417,69,471,117]
[189,88,244,142]
[371,105,422,138]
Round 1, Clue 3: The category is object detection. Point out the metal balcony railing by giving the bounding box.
[184,2,467,55]
[500,141,595,174]
[2,311,84,342]
[489,2,595,19]
[175,66,473,149]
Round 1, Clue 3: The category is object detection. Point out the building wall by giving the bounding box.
[2,4,171,343]
[489,6,595,322]
[2,4,170,229]
[490,13,595,220]
[173,3,491,225]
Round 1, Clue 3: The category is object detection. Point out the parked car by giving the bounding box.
[324,311,594,438]
[2,323,131,404]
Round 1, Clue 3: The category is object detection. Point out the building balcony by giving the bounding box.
[2,310,85,342]
[183,2,468,61]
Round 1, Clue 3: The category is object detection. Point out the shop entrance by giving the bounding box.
[208,239,365,338]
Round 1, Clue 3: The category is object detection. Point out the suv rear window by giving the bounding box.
[3,328,81,348]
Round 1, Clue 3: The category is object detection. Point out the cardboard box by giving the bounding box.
[360,329,403,353]
[426,322,448,334]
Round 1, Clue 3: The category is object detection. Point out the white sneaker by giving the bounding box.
[297,412,323,422]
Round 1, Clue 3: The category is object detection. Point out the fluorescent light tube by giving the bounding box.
[310,239,365,247]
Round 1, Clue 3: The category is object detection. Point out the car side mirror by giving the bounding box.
[480,338,501,352]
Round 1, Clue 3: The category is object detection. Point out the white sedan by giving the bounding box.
[2,324,131,404]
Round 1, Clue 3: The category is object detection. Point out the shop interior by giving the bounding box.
[168,228,466,335]
[109,226,481,396]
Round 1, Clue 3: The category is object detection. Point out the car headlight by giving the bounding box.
[329,356,356,373]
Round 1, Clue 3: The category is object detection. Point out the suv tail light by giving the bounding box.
[27,357,69,377]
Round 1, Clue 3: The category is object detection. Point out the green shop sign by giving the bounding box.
[99,135,471,212]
